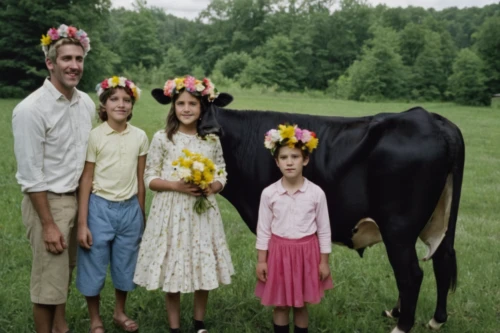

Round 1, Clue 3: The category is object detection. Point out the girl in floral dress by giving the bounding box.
[133,76,234,333]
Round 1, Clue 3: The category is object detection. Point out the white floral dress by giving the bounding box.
[133,130,234,293]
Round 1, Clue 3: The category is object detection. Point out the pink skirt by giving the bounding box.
[255,233,334,307]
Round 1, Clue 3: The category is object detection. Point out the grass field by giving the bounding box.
[1,88,499,333]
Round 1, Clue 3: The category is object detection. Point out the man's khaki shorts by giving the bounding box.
[22,193,78,305]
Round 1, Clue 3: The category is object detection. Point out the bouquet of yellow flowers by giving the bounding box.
[172,149,226,214]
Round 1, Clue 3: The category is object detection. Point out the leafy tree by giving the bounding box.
[117,3,163,70]
[244,35,305,91]
[344,25,410,101]
[398,23,427,67]
[474,15,500,94]
[411,31,446,100]
[213,52,251,79]
[239,57,272,88]
[160,46,190,77]
[447,48,490,106]
[0,0,114,96]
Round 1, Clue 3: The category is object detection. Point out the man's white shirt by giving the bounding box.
[12,79,95,193]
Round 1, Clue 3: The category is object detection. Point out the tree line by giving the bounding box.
[1,0,499,105]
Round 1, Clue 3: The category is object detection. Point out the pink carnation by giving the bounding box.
[80,37,90,49]
[184,76,196,92]
[101,79,109,89]
[48,28,59,40]
[295,127,303,141]
[67,26,77,38]
[164,80,176,96]
[301,130,312,142]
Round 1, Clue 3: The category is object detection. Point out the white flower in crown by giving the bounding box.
[57,24,69,37]
[118,76,127,87]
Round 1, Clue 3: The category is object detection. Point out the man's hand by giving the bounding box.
[43,222,67,254]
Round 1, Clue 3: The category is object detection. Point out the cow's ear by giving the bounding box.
[151,88,172,105]
[213,93,233,107]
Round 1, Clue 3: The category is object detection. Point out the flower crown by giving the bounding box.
[96,76,141,100]
[41,24,90,57]
[163,76,219,101]
[264,124,319,155]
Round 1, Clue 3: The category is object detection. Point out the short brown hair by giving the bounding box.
[273,144,310,159]
[97,87,135,122]
[46,38,85,63]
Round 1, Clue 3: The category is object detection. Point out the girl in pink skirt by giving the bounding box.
[255,124,334,333]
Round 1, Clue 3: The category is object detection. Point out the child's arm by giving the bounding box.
[144,132,202,196]
[77,161,95,250]
[205,136,227,195]
[137,155,146,223]
[256,190,273,282]
[316,190,332,281]
[256,250,268,282]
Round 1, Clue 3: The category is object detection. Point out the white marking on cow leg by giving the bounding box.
[390,326,406,333]
[419,174,453,261]
[427,318,444,330]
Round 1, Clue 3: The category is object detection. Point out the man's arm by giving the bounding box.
[28,192,67,254]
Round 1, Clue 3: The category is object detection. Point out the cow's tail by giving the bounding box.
[439,115,465,292]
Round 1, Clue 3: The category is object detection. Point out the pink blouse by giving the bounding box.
[256,178,332,254]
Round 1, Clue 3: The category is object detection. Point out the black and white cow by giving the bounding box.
[152,90,465,333]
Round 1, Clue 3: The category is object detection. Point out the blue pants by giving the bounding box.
[76,194,143,296]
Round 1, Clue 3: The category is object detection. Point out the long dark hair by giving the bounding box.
[165,90,208,142]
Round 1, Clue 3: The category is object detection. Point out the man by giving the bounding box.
[12,24,95,333]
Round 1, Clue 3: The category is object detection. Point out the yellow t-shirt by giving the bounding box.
[86,122,149,201]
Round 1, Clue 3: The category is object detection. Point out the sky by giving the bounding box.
[111,0,499,20]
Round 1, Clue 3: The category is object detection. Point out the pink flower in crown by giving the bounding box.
[264,131,276,149]
[164,80,176,97]
[101,79,109,89]
[184,76,196,92]
[80,37,90,49]
[295,127,303,141]
[201,78,213,96]
[47,28,59,40]
[67,26,77,38]
[76,30,87,39]
[301,130,312,142]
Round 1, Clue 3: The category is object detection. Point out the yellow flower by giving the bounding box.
[305,137,319,151]
[279,124,296,140]
[181,158,193,168]
[41,34,51,46]
[193,170,202,183]
[175,78,185,91]
[111,76,120,87]
[287,136,298,148]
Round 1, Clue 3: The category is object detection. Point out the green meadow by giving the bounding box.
[1,89,499,333]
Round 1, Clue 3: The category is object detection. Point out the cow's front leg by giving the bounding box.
[385,242,423,333]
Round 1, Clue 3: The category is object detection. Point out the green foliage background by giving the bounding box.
[2,0,500,105]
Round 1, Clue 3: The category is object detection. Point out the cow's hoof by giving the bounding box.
[382,309,400,319]
[390,326,406,333]
[427,318,444,330]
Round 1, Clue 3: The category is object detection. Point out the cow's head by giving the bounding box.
[151,88,233,137]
